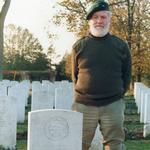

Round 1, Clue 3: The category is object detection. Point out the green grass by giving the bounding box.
[17,123,27,133]
[125,140,150,150]
[15,140,150,150]
[16,140,27,150]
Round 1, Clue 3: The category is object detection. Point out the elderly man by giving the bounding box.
[71,0,131,150]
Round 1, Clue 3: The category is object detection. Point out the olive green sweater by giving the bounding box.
[71,33,131,106]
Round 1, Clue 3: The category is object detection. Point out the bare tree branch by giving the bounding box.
[110,0,126,6]
[78,0,87,14]
[59,2,83,14]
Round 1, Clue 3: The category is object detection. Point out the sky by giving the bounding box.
[4,0,76,62]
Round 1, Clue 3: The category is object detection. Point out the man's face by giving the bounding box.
[88,11,111,37]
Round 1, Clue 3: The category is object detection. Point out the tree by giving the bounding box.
[52,0,90,37]
[4,24,49,71]
[110,0,150,82]
[55,53,71,81]
[0,0,11,80]
[52,0,150,83]
[29,52,49,70]
[46,33,61,66]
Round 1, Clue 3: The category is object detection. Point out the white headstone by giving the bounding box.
[48,84,55,108]
[134,83,145,113]
[32,81,41,93]
[140,87,150,123]
[0,95,17,149]
[21,80,31,90]
[144,93,150,124]
[55,87,73,110]
[20,81,30,106]
[1,79,10,86]
[8,85,26,123]
[0,85,7,96]
[10,81,19,87]
[31,90,54,111]
[54,81,61,89]
[143,124,150,137]
[27,109,83,150]
[42,80,50,85]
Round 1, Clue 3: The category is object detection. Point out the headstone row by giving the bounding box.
[0,80,31,123]
[0,80,103,149]
[0,95,17,149]
[31,81,73,111]
[0,80,31,148]
[134,82,150,137]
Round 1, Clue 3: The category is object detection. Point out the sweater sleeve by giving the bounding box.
[122,42,132,94]
[71,38,85,84]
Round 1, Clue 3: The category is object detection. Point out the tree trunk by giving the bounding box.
[0,0,11,80]
[126,0,135,49]
[136,67,141,82]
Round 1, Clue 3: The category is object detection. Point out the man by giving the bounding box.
[71,0,131,150]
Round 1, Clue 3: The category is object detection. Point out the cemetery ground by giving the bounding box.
[13,95,150,150]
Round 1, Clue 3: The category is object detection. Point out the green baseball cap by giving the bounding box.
[86,0,110,20]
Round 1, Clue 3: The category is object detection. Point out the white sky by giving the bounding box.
[4,0,76,61]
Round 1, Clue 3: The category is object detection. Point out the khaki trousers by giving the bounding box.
[72,99,126,150]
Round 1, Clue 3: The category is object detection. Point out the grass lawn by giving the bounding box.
[16,140,27,150]
[16,139,150,150]
[125,140,150,150]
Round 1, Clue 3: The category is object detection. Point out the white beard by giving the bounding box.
[89,24,110,37]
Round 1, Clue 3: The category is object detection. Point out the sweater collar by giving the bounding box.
[88,32,110,40]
